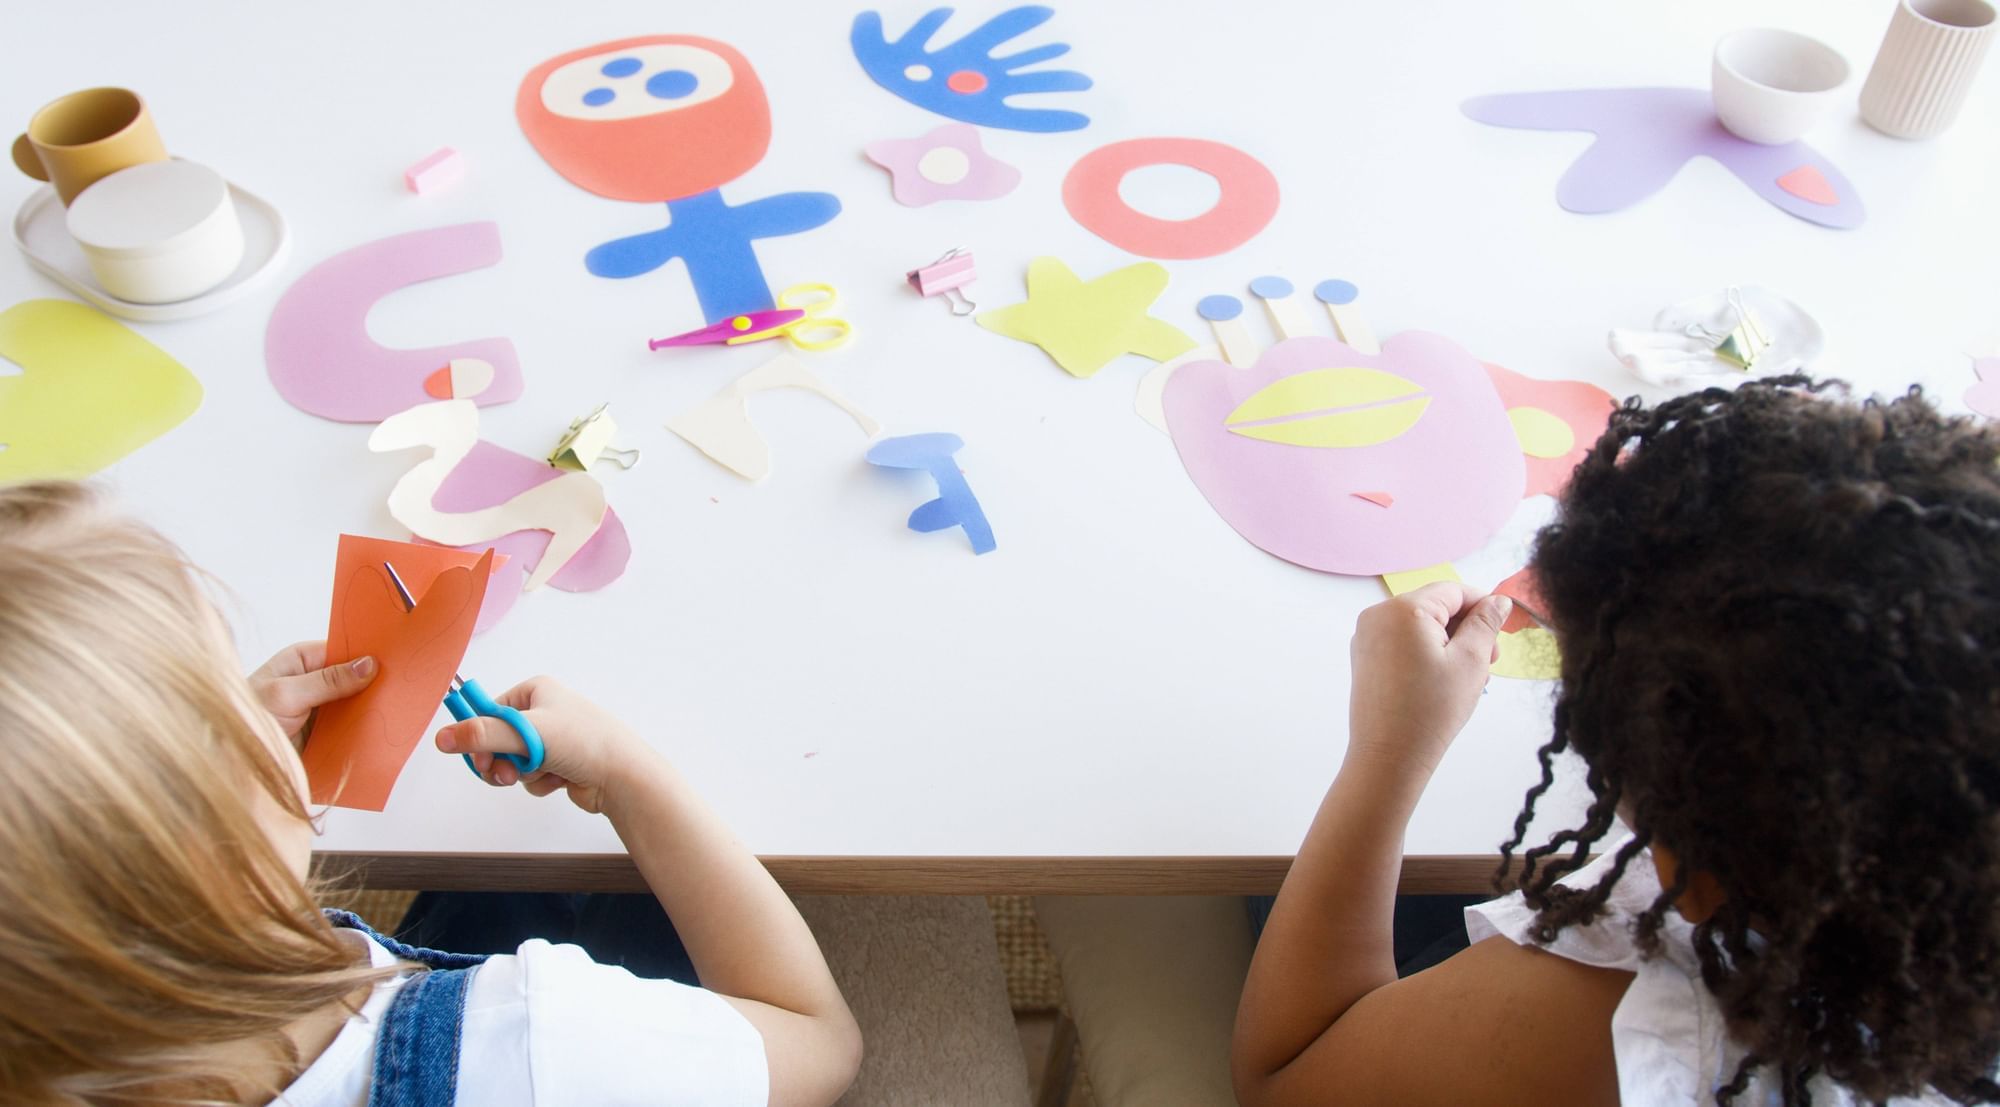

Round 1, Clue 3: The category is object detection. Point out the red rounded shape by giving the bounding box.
[422,365,455,399]
[1062,137,1280,260]
[946,70,989,94]
[516,35,771,202]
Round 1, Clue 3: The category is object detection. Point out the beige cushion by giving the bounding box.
[797,896,1032,1107]
[1034,896,1255,1107]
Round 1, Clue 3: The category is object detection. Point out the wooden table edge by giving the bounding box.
[313,853,1509,896]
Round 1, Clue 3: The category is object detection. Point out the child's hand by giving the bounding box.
[1346,583,1512,778]
[249,641,377,750]
[434,676,657,815]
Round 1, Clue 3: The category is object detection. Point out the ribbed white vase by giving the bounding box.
[1859,0,1998,138]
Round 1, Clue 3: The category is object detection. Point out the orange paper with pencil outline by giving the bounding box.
[302,536,497,810]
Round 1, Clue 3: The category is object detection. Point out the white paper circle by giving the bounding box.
[917,146,971,185]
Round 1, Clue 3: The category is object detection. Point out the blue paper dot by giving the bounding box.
[600,57,643,78]
[1249,276,1293,299]
[646,69,699,99]
[1314,279,1359,305]
[582,87,616,107]
[1197,295,1243,322]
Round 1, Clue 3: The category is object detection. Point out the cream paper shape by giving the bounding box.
[369,399,608,591]
[667,352,881,480]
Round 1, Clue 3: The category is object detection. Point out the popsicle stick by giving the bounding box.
[1314,279,1379,354]
[1214,318,1258,367]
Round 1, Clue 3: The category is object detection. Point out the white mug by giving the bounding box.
[1712,28,1852,144]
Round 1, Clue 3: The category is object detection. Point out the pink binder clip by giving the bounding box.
[907,248,978,315]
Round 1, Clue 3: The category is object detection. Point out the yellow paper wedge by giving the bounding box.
[0,300,202,480]
[1507,406,1576,459]
[1226,367,1430,448]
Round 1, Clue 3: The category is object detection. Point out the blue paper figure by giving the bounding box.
[586,189,843,323]
[851,6,1093,133]
[866,432,997,555]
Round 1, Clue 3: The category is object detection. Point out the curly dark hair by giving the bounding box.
[1494,376,2000,1105]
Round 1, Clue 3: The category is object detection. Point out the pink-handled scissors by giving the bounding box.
[647,283,851,352]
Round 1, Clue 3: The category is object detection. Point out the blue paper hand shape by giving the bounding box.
[851,6,1092,133]
[866,432,997,555]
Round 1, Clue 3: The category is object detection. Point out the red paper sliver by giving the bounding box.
[300,536,497,810]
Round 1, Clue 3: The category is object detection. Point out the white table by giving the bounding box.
[5,0,1995,893]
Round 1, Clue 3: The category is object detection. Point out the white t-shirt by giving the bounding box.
[272,928,768,1106]
[1466,838,1959,1106]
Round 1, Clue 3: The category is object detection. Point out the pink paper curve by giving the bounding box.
[419,440,630,632]
[265,222,524,423]
[1776,165,1837,206]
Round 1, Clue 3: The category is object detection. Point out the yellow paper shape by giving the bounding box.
[1379,563,1561,680]
[1491,626,1562,680]
[0,299,202,480]
[977,257,1195,378]
[1226,367,1431,448]
[1381,562,1462,595]
[1508,406,1576,459]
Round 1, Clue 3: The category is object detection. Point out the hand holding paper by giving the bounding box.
[301,536,496,811]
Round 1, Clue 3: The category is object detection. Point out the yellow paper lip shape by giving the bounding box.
[1224,366,1431,448]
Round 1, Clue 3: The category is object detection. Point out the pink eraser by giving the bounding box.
[404,147,466,196]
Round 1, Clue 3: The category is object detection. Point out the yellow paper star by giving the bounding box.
[977,257,1195,378]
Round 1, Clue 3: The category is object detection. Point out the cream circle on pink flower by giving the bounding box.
[917,146,971,184]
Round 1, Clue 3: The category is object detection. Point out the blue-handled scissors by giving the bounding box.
[382,561,546,779]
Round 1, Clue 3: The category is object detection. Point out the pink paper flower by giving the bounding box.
[864,123,1020,207]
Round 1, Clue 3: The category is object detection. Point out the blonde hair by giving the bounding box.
[0,483,390,1104]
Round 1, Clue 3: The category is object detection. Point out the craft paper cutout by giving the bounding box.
[0,299,201,479]
[977,257,1194,377]
[265,222,524,423]
[1379,561,1561,680]
[1223,368,1433,448]
[851,6,1093,133]
[586,189,843,325]
[866,432,996,554]
[303,537,494,810]
[667,352,881,480]
[423,357,495,401]
[1966,356,2000,419]
[865,123,1021,206]
[370,400,608,591]
[1063,138,1279,259]
[1165,332,1525,576]
[423,442,632,632]
[1482,363,1615,499]
[1461,88,1865,229]
[520,36,840,324]
[1492,565,1549,635]
[1314,279,1378,354]
[1775,165,1837,206]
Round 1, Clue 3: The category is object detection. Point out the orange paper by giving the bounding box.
[301,536,496,810]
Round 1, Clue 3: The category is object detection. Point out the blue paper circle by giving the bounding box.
[1249,275,1293,299]
[1196,294,1243,322]
[646,69,699,100]
[582,87,616,107]
[1314,279,1359,305]
[600,57,643,78]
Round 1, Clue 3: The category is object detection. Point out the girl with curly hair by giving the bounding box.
[1233,377,2000,1105]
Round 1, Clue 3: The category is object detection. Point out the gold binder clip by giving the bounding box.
[1710,288,1771,372]
[549,403,640,472]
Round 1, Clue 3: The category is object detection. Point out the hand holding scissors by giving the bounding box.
[382,561,546,779]
[648,282,852,353]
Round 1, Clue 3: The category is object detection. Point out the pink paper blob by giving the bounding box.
[864,123,1021,206]
[1162,333,1525,577]
[1967,357,2000,420]
[420,441,631,632]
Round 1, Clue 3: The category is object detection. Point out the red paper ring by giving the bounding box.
[1062,137,1279,260]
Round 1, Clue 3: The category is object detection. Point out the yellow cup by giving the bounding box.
[11,88,168,205]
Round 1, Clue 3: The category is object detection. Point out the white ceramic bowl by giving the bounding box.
[65,158,243,303]
[1712,28,1851,144]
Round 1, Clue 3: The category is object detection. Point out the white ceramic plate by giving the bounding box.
[10,173,289,322]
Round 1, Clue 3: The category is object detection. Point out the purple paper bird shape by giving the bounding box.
[1462,87,1864,230]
